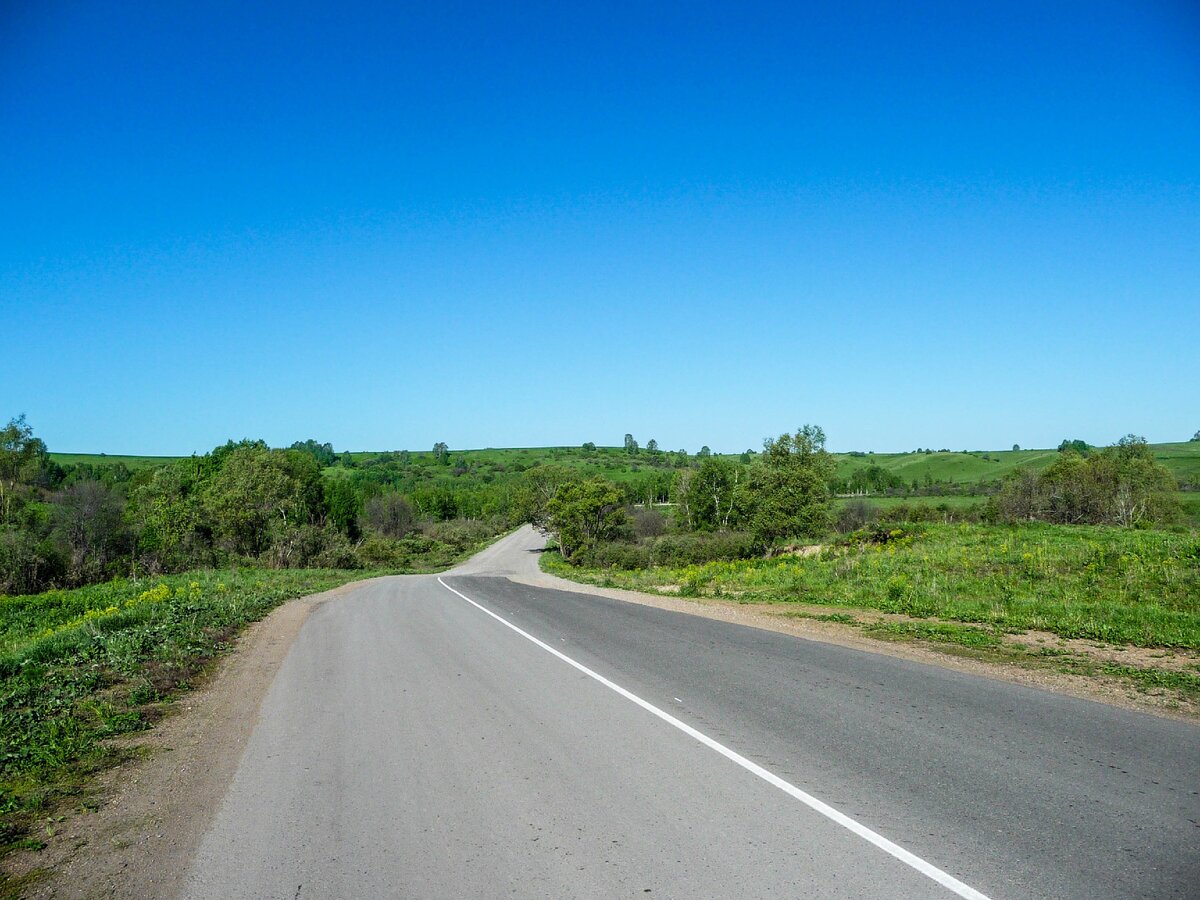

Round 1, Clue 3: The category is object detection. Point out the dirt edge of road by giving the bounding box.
[4,577,392,900]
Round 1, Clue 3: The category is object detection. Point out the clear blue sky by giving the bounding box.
[3,1,1198,455]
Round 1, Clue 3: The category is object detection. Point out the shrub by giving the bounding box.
[424,517,500,552]
[648,531,759,567]
[264,523,358,569]
[835,499,879,533]
[362,493,416,539]
[835,523,926,547]
[0,528,67,595]
[629,506,668,539]
[355,536,410,567]
[997,437,1178,527]
[575,542,653,570]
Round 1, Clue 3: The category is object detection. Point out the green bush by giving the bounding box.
[648,531,759,567]
[575,542,653,570]
[424,517,503,551]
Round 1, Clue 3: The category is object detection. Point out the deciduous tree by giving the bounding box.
[748,425,834,543]
[546,478,627,560]
[0,415,48,522]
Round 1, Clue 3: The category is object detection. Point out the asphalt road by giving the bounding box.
[183,529,1199,898]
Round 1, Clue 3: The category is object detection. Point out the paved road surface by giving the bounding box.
[183,528,1199,898]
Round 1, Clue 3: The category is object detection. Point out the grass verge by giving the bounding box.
[0,568,392,865]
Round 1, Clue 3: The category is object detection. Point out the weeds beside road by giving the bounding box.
[0,567,388,868]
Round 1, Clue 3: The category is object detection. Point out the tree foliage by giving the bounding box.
[52,481,130,585]
[748,425,835,543]
[290,439,338,467]
[998,435,1178,527]
[510,464,578,530]
[0,415,49,522]
[202,447,324,556]
[324,478,361,538]
[546,478,628,560]
[363,492,416,538]
[679,457,747,530]
[1058,438,1090,455]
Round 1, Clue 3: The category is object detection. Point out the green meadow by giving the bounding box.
[544,523,1200,651]
[54,439,1200,488]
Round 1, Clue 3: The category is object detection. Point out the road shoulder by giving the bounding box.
[3,578,383,899]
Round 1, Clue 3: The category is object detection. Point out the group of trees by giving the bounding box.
[536,428,1186,566]
[829,464,906,496]
[0,429,357,594]
[0,421,521,596]
[539,426,835,560]
[620,434,694,467]
[997,436,1178,527]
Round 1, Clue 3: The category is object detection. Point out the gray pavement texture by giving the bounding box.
[183,528,1199,899]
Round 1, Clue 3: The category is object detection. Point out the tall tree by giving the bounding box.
[0,415,48,522]
[683,457,746,530]
[511,465,578,530]
[546,478,627,560]
[748,425,835,543]
[52,481,130,584]
[130,461,209,572]
[203,446,322,556]
[325,477,361,539]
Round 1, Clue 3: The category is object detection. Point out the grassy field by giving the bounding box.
[48,453,184,470]
[545,522,1200,661]
[56,439,1200,486]
[831,442,1200,486]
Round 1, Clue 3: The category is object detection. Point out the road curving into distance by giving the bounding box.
[182,527,1199,899]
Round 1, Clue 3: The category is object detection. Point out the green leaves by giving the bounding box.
[546,478,628,560]
[749,426,835,544]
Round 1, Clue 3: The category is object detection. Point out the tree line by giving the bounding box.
[1,416,1185,594]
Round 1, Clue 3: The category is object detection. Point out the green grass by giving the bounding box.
[545,523,1200,649]
[48,453,184,470]
[57,440,1200,493]
[833,494,982,510]
[833,448,1061,485]
[0,568,385,854]
[832,442,1200,487]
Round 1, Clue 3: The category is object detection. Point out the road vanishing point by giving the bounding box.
[183,527,1199,899]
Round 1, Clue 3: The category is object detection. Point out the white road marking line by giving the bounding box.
[438,576,991,900]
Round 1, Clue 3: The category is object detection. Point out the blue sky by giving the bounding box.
[3,1,1198,455]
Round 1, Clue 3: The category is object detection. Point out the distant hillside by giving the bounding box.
[833,443,1200,487]
[49,452,185,470]
[51,441,1200,488]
